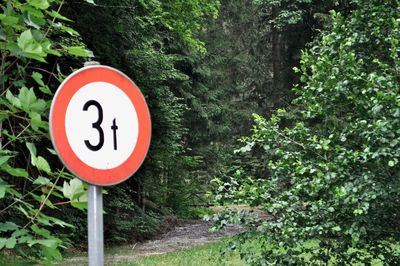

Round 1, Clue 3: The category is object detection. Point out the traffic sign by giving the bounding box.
[50,65,151,186]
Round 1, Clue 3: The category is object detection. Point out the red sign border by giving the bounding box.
[50,65,151,186]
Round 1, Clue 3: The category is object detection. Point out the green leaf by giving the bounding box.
[17,30,41,53]
[0,178,10,198]
[0,222,19,232]
[63,178,87,210]
[63,178,84,200]
[0,163,29,177]
[36,216,51,226]
[16,30,46,61]
[33,176,51,185]
[5,237,16,249]
[18,235,33,244]
[5,90,21,108]
[65,46,94,58]
[27,0,50,10]
[0,185,6,198]
[0,238,6,249]
[0,14,19,26]
[11,229,29,238]
[36,156,51,174]
[38,85,52,95]
[41,38,61,56]
[23,11,40,29]
[47,148,57,155]
[26,143,51,173]
[30,112,48,131]
[332,226,341,232]
[29,239,58,248]
[19,5,46,19]
[30,99,46,113]
[31,225,50,238]
[31,72,52,94]
[42,246,62,260]
[49,217,74,228]
[0,112,9,121]
[60,25,80,36]
[40,216,74,228]
[17,206,30,219]
[46,10,73,22]
[26,142,37,161]
[71,201,87,210]
[31,72,45,86]
[0,156,12,166]
[18,87,37,112]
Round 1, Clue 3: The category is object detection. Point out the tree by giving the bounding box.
[63,0,220,232]
[213,0,400,264]
[183,0,350,197]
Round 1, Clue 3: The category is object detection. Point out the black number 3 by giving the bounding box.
[83,100,104,151]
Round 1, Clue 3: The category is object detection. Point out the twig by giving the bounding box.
[23,168,64,229]
[27,66,59,80]
[1,124,30,149]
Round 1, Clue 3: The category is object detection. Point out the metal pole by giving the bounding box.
[88,185,104,266]
[85,61,104,266]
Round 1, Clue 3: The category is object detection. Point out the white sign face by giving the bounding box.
[65,82,139,169]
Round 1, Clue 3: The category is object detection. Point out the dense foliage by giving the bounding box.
[2,0,399,264]
[0,0,94,261]
[213,0,400,264]
[0,0,220,262]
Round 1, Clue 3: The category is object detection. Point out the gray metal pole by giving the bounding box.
[85,60,104,266]
[88,185,104,266]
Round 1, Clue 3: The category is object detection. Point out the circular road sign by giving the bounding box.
[50,65,151,186]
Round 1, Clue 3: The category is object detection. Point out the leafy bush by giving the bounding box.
[212,0,400,264]
[0,0,93,261]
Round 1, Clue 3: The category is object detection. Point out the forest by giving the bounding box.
[0,0,399,265]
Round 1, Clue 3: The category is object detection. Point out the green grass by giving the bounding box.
[0,254,34,266]
[115,235,393,266]
[117,240,246,266]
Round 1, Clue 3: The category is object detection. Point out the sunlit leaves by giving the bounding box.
[65,45,94,58]
[27,0,50,10]
[26,142,52,174]
[31,72,52,95]
[17,30,47,61]
[5,87,48,131]
[0,163,29,177]
[62,178,87,210]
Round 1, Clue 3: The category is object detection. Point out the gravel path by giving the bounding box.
[61,220,241,265]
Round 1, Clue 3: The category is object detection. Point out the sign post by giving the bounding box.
[49,62,151,265]
[88,185,103,266]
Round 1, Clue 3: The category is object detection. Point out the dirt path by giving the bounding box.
[62,220,241,265]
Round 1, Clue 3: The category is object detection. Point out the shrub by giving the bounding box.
[212,0,400,264]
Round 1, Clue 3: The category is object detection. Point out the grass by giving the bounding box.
[2,234,394,266]
[117,240,246,266]
[0,254,34,266]
[116,235,394,266]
